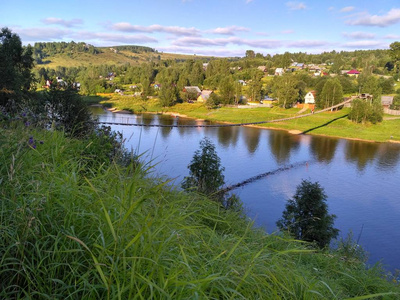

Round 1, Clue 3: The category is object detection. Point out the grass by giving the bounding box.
[35,49,208,70]
[1,121,399,299]
[99,94,400,143]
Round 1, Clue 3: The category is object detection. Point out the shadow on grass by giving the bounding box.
[302,114,348,134]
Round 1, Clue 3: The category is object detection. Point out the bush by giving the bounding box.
[182,137,225,201]
[277,179,339,248]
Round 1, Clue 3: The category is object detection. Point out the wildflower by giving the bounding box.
[28,136,36,149]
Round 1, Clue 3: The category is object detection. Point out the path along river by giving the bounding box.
[92,107,400,272]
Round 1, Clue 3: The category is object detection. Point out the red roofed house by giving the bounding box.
[347,69,360,77]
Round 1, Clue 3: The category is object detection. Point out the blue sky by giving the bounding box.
[2,0,400,57]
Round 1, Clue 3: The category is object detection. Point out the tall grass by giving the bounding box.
[0,122,399,299]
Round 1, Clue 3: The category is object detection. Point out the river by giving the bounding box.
[92,107,400,272]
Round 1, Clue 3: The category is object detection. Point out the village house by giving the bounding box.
[346,69,360,77]
[275,68,284,76]
[305,91,316,104]
[381,96,394,109]
[238,80,247,86]
[257,66,267,72]
[197,90,213,102]
[261,96,277,107]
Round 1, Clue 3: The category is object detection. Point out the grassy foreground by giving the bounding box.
[99,95,400,143]
[1,123,399,299]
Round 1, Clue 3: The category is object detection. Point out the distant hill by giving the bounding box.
[32,41,210,69]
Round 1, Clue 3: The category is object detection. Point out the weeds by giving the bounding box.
[0,123,399,299]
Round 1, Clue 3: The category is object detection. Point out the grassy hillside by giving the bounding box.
[1,121,399,298]
[35,46,208,69]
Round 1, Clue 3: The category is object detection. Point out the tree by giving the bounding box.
[272,73,299,108]
[182,138,225,200]
[44,87,95,137]
[0,27,34,108]
[245,50,255,59]
[389,42,400,74]
[317,78,343,109]
[276,179,339,248]
[218,76,235,104]
[159,79,178,107]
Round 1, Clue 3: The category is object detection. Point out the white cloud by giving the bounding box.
[208,26,250,35]
[158,45,245,57]
[342,31,375,39]
[342,40,384,49]
[41,17,83,28]
[111,23,200,36]
[171,36,283,49]
[287,40,331,48]
[347,8,400,27]
[281,29,294,34]
[340,6,355,13]
[15,27,70,42]
[384,34,400,39]
[286,2,306,11]
[246,0,253,3]
[71,31,158,44]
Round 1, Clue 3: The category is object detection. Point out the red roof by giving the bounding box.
[347,69,360,74]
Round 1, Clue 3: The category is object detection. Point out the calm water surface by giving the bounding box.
[93,108,400,272]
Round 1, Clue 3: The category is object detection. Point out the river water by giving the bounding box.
[92,107,400,272]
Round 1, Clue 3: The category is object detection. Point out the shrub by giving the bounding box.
[277,179,339,248]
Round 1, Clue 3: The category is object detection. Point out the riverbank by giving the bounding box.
[95,95,400,143]
[1,123,399,298]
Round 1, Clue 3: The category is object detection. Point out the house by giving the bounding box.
[305,91,316,104]
[257,66,267,72]
[381,96,394,108]
[347,69,360,77]
[261,96,277,106]
[275,68,284,76]
[197,90,213,102]
[238,80,247,86]
[183,86,201,100]
[183,86,201,94]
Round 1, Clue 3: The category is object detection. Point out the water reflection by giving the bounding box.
[310,136,339,163]
[345,141,379,171]
[216,126,240,148]
[244,128,261,154]
[376,143,400,171]
[268,131,300,163]
[158,115,174,138]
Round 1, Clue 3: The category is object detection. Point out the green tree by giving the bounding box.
[317,78,343,109]
[272,73,299,108]
[159,79,178,107]
[245,50,255,59]
[44,87,95,137]
[0,27,34,108]
[276,179,339,248]
[281,52,291,69]
[389,41,400,74]
[182,138,225,200]
[218,76,235,104]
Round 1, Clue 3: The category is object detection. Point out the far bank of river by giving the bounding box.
[98,98,400,143]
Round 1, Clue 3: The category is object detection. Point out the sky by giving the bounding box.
[1,0,400,57]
